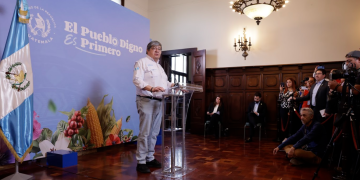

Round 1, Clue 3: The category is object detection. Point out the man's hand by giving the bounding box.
[324,112,330,117]
[152,86,165,92]
[254,112,259,116]
[273,147,279,155]
[328,80,339,90]
[287,147,295,158]
[282,138,287,143]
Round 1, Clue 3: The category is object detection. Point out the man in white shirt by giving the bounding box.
[133,41,174,173]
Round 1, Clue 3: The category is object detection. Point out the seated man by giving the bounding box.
[245,92,267,142]
[273,108,326,165]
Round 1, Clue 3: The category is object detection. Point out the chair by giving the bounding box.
[244,117,267,141]
[204,120,221,138]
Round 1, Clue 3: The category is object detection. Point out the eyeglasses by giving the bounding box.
[150,47,162,51]
[315,73,323,75]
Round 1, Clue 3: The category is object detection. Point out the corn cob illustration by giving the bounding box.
[86,98,104,148]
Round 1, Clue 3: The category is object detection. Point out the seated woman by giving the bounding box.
[206,96,223,138]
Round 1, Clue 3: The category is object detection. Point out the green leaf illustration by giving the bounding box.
[80,106,88,118]
[57,120,68,133]
[51,130,60,145]
[48,100,57,113]
[126,116,130,122]
[37,128,53,143]
[31,140,40,153]
[131,136,138,141]
[33,152,43,159]
[60,109,75,120]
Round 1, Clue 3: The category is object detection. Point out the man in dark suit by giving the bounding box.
[294,69,330,122]
[246,92,267,142]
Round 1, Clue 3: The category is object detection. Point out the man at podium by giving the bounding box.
[133,41,174,173]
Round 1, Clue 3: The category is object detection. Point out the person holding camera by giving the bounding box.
[329,51,360,95]
[299,77,315,109]
[279,78,298,139]
[327,50,360,179]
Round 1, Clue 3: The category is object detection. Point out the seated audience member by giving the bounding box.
[273,108,326,166]
[206,96,223,138]
[245,92,267,142]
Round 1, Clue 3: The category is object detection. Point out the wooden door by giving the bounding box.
[190,50,206,134]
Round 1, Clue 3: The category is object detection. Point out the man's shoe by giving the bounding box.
[146,159,162,168]
[137,164,151,173]
[245,138,253,143]
[290,158,305,166]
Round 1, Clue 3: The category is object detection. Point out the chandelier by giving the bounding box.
[229,0,290,25]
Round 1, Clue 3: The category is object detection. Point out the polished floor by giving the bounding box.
[0,133,332,180]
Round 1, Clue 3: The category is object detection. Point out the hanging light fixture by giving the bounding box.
[229,0,290,25]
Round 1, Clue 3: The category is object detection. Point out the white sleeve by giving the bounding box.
[133,62,148,89]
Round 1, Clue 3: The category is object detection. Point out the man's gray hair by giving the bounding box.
[146,41,162,52]
[300,107,314,117]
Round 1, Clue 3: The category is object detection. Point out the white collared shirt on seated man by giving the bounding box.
[133,55,172,98]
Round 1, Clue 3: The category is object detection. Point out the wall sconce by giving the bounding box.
[234,28,252,60]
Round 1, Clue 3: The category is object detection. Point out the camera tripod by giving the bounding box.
[312,80,360,180]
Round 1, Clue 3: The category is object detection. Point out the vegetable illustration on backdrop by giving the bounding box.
[29,94,137,159]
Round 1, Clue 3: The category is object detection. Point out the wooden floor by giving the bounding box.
[0,133,333,180]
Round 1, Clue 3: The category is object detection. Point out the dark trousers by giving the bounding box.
[209,114,221,137]
[312,106,333,142]
[280,107,290,139]
[248,113,263,139]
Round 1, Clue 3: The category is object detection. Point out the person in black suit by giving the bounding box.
[294,69,332,141]
[294,69,331,122]
[246,92,267,142]
[206,96,223,138]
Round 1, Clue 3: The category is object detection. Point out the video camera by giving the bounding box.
[329,63,358,84]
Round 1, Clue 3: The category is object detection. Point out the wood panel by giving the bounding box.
[263,74,279,89]
[214,75,227,92]
[204,61,343,137]
[263,92,280,130]
[229,75,243,90]
[228,93,244,123]
[246,74,261,89]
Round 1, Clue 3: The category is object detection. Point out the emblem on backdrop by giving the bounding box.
[27,6,56,44]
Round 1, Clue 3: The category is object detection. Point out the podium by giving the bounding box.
[152,83,203,178]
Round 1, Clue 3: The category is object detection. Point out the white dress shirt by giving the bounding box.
[311,79,324,106]
[133,55,172,98]
[253,102,260,116]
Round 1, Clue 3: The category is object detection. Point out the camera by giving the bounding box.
[280,82,285,87]
[329,68,357,83]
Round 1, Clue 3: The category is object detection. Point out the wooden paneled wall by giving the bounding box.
[204,62,343,137]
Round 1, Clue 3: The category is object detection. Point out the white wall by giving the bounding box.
[149,0,360,68]
[112,0,149,18]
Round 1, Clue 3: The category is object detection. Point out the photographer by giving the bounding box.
[299,77,315,109]
[328,51,360,96]
[327,50,360,179]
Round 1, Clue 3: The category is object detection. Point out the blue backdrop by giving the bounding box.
[0,0,148,161]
